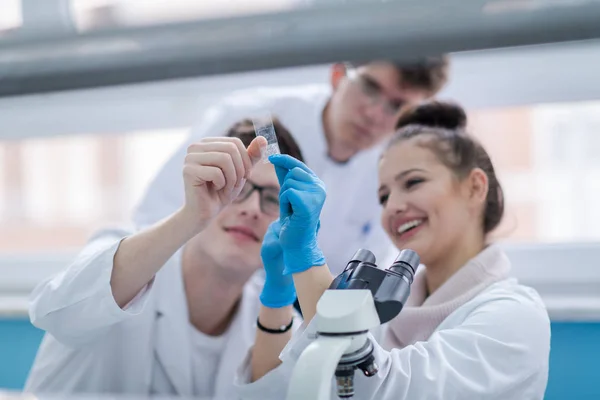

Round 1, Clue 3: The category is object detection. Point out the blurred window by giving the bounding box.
[2,100,600,254]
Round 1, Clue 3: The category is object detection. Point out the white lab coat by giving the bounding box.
[235,278,551,400]
[132,84,396,275]
[25,227,292,398]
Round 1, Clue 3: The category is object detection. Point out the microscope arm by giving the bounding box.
[286,290,380,400]
[286,336,353,400]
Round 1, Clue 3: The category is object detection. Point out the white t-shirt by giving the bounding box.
[133,84,396,274]
[189,323,229,397]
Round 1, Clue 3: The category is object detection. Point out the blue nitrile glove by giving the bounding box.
[269,154,326,275]
[259,220,297,308]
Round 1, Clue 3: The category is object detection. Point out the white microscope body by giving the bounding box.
[286,290,380,400]
[287,249,420,400]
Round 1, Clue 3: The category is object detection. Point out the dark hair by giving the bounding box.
[226,117,304,163]
[387,101,504,234]
[355,56,450,96]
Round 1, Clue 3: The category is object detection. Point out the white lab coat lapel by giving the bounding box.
[213,274,262,398]
[153,253,193,396]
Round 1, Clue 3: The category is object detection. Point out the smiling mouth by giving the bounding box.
[396,219,425,236]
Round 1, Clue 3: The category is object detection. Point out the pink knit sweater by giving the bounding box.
[383,245,512,350]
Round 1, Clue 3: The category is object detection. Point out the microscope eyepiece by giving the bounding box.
[394,249,420,272]
[330,249,377,290]
[350,249,376,264]
[388,249,420,282]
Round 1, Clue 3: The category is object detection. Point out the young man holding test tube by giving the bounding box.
[26,120,305,398]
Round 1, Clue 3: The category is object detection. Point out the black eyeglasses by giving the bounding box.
[233,180,280,216]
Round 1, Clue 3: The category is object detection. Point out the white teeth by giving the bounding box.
[397,219,423,234]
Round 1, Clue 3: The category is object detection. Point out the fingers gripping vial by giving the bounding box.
[252,113,281,163]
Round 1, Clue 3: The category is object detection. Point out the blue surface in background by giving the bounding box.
[0,319,45,390]
[1,319,599,398]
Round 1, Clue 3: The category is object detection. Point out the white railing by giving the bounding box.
[3,40,600,140]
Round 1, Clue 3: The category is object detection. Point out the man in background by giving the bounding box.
[134,58,450,273]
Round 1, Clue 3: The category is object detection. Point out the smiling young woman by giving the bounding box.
[240,101,549,400]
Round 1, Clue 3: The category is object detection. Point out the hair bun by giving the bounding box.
[396,101,467,131]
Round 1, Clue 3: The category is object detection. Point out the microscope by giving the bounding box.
[286,248,420,400]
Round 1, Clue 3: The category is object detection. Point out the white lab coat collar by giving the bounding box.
[384,244,512,349]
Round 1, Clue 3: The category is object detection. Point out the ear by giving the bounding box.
[330,63,348,91]
[464,168,489,208]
